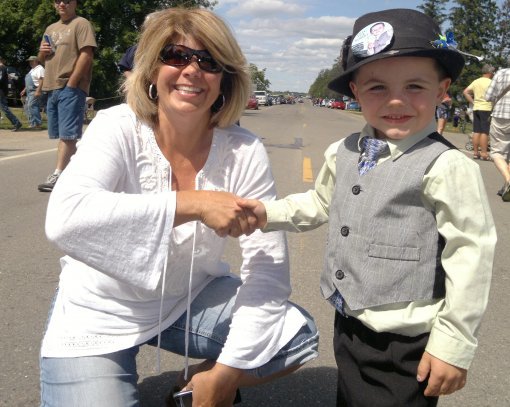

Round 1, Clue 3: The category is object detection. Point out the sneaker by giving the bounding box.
[38,173,59,192]
[497,184,506,196]
[12,122,22,132]
[502,182,510,202]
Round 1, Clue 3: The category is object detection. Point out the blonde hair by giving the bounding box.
[124,8,250,128]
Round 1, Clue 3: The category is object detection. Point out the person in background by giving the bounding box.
[238,8,496,407]
[117,14,156,79]
[0,56,22,132]
[435,92,452,135]
[485,55,510,201]
[39,8,318,407]
[37,0,96,192]
[463,64,494,160]
[20,56,45,129]
[117,44,137,78]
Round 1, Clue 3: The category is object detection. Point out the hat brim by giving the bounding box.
[328,48,465,98]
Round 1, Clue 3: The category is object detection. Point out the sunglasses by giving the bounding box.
[159,44,223,73]
[54,0,74,4]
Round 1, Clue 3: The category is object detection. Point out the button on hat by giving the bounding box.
[328,8,465,98]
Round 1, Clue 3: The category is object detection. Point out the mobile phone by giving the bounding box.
[172,388,242,406]
[173,389,193,407]
[43,34,56,53]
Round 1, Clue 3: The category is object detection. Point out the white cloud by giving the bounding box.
[215,1,356,92]
[222,0,307,18]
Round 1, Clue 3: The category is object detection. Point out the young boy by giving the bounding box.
[239,8,496,407]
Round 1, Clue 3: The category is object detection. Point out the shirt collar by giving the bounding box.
[357,121,438,160]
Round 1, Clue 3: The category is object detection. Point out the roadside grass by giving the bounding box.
[0,107,47,131]
[5,103,472,134]
[0,106,97,131]
[444,121,473,134]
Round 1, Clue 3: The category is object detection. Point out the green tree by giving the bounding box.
[249,63,271,91]
[0,0,216,108]
[308,59,342,98]
[492,0,510,65]
[417,0,449,27]
[448,0,498,99]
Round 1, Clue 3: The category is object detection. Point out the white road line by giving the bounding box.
[0,148,57,162]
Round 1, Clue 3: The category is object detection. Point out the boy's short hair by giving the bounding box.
[329,8,465,98]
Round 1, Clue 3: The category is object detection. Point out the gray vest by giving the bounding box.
[321,133,452,310]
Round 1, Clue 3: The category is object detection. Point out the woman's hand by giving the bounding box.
[183,362,242,407]
[175,191,258,237]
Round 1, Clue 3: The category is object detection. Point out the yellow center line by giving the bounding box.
[303,156,313,183]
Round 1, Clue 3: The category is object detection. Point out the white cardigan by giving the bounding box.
[41,104,305,369]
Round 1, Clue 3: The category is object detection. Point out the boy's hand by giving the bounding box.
[236,198,268,229]
[176,191,256,238]
[197,191,255,238]
[417,351,467,396]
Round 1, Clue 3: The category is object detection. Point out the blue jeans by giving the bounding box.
[0,89,21,126]
[40,276,319,406]
[26,91,42,127]
[46,86,86,140]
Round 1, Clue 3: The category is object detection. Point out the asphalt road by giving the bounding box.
[1,101,508,406]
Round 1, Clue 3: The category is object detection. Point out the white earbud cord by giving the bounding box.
[184,221,198,381]
[156,222,196,380]
[156,248,169,374]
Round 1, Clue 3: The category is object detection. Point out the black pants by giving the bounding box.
[334,312,438,407]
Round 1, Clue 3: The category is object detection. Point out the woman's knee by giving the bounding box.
[248,305,319,379]
[40,348,140,407]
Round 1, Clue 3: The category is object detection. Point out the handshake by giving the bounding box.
[177,190,267,238]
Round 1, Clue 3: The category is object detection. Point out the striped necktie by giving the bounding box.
[358,137,389,175]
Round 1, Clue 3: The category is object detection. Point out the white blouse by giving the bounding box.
[41,104,306,369]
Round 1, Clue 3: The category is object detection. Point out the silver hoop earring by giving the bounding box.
[148,84,158,100]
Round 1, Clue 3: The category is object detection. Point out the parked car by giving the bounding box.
[246,94,259,110]
[254,90,268,106]
[6,66,22,106]
[330,99,346,109]
[346,101,361,111]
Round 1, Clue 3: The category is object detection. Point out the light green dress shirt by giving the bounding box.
[265,121,496,369]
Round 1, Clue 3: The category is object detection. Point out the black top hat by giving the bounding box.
[328,8,465,98]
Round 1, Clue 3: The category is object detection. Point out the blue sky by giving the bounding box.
[214,0,503,92]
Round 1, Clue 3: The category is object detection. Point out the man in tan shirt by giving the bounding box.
[37,0,96,192]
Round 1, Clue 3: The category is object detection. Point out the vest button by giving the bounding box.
[340,226,350,236]
[352,185,361,195]
[335,270,345,280]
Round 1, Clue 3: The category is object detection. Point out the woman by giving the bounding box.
[436,92,451,135]
[39,8,319,407]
